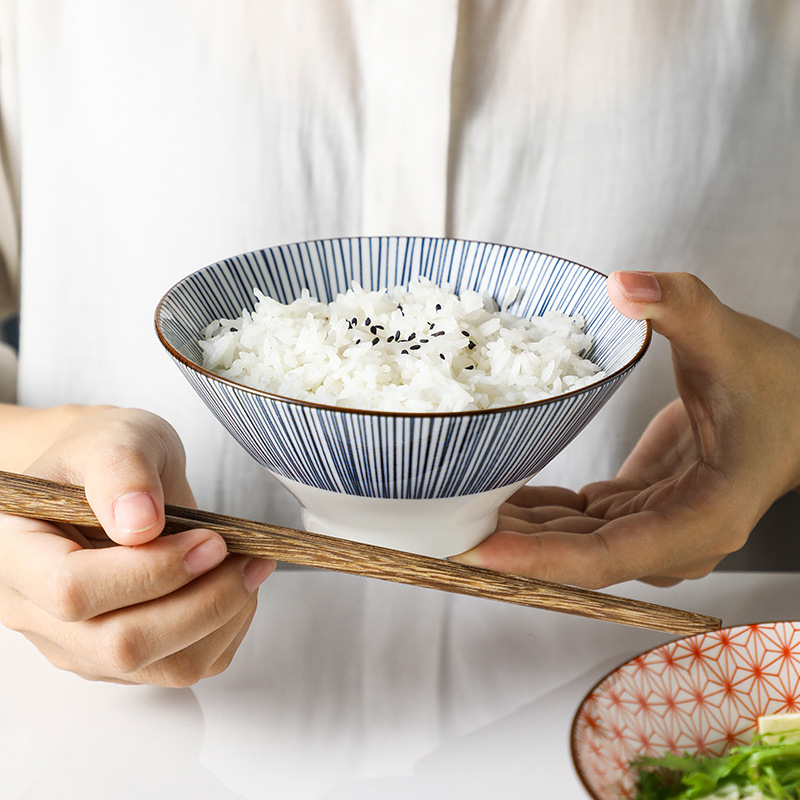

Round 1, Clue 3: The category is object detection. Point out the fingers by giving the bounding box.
[455,464,746,588]
[19,588,261,687]
[2,405,273,686]
[607,269,723,349]
[580,480,643,518]
[78,410,190,545]
[453,528,617,588]
[6,534,274,685]
[610,270,800,497]
[504,485,586,511]
[147,593,260,686]
[453,518,663,589]
[73,555,264,674]
[496,509,602,534]
[0,517,231,620]
[456,491,746,589]
[203,597,259,679]
[607,270,737,389]
[26,407,193,545]
[88,469,164,545]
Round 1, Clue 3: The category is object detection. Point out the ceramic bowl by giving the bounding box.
[155,236,650,557]
[571,620,800,800]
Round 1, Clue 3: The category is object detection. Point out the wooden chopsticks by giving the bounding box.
[0,470,721,635]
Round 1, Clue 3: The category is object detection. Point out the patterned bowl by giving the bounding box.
[155,237,650,557]
[571,620,800,800]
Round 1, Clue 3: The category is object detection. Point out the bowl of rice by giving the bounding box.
[155,236,650,557]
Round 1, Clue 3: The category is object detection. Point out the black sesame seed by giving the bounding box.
[461,330,470,336]
[435,304,442,311]
[408,332,416,340]
[365,317,371,326]
[387,335,395,342]
[439,353,445,360]
[465,364,475,370]
[468,341,476,350]
[371,337,380,346]
[355,339,361,344]
[410,344,421,350]
[351,317,357,325]
[395,330,401,340]
[401,349,409,355]
[370,325,378,334]
[433,330,445,337]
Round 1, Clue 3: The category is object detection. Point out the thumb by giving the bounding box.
[84,450,166,546]
[607,270,734,382]
[79,413,188,546]
[29,409,188,546]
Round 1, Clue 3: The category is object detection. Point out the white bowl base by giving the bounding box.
[271,473,528,558]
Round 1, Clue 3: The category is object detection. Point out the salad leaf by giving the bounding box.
[631,732,800,799]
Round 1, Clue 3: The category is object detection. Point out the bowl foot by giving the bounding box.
[270,473,527,558]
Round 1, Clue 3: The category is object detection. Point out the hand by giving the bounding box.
[454,271,800,588]
[0,406,275,685]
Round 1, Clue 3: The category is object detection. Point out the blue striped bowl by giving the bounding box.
[155,237,650,557]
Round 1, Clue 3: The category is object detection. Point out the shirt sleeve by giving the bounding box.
[0,341,15,402]
[0,174,19,327]
[0,0,20,400]
[0,0,19,326]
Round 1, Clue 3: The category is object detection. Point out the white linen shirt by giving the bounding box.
[1,0,798,530]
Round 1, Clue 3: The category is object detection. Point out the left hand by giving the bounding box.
[453,271,800,588]
[0,406,274,686]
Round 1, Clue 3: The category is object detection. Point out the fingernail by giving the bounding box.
[243,558,275,592]
[113,492,159,534]
[615,271,662,303]
[184,535,228,576]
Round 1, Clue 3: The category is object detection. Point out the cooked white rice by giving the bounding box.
[199,279,605,412]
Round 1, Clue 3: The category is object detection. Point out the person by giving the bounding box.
[0,0,797,685]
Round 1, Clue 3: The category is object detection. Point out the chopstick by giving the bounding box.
[0,470,721,635]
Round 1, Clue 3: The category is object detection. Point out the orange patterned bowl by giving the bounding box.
[570,621,800,800]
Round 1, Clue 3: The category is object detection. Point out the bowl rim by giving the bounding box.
[154,236,653,419]
[568,618,800,800]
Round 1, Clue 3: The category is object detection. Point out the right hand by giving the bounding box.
[0,406,274,686]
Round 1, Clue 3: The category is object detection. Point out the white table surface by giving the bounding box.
[1,568,796,799]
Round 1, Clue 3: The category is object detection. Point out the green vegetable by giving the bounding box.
[631,731,800,799]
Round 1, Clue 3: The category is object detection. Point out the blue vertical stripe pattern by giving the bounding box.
[155,237,650,499]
